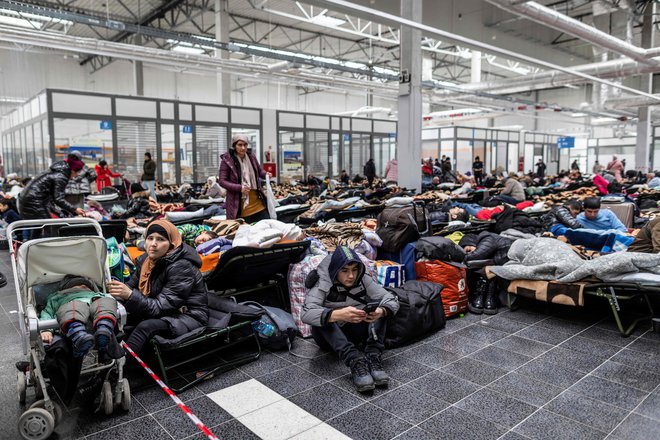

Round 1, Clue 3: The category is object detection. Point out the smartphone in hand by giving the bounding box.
[363,301,381,314]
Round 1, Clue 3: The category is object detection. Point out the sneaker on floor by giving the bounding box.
[366,353,389,386]
[349,358,375,393]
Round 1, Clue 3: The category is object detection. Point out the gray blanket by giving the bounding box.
[490,238,660,283]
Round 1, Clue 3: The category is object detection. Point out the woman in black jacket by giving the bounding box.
[107,219,208,353]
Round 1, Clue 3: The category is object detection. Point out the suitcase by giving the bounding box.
[601,202,634,228]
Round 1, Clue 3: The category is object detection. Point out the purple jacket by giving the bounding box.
[218,150,266,219]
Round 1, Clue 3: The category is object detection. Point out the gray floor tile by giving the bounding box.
[152,396,231,439]
[371,384,450,424]
[626,337,660,356]
[477,316,531,334]
[391,427,439,440]
[578,327,634,347]
[455,388,537,428]
[515,325,573,345]
[536,317,592,334]
[183,419,261,440]
[77,397,148,436]
[410,370,480,403]
[487,373,563,407]
[558,335,622,358]
[134,379,203,413]
[191,366,252,395]
[492,335,554,358]
[84,415,170,440]
[331,373,402,401]
[442,357,508,386]
[592,360,660,392]
[545,390,629,433]
[238,351,293,378]
[405,344,460,369]
[295,353,349,381]
[442,316,475,333]
[516,358,586,388]
[535,346,607,373]
[427,332,487,355]
[468,346,532,371]
[289,382,363,421]
[328,403,412,440]
[570,375,648,411]
[497,432,530,440]
[383,354,434,383]
[496,309,548,325]
[256,365,322,398]
[608,413,660,440]
[611,348,659,372]
[453,324,510,344]
[286,338,326,361]
[635,390,660,421]
[513,409,606,440]
[419,406,507,440]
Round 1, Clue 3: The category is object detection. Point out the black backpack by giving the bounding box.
[385,281,446,348]
[376,203,429,253]
[242,301,300,351]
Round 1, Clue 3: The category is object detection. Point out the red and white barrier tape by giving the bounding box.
[121,341,219,440]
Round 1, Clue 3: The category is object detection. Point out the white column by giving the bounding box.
[471,51,481,84]
[397,0,423,192]
[215,0,231,104]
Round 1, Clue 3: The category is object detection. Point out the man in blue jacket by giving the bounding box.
[577,197,627,232]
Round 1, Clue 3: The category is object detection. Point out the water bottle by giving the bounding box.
[252,320,275,337]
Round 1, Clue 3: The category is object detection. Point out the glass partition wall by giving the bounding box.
[423,126,559,176]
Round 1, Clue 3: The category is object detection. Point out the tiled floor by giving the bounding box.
[0,248,659,439]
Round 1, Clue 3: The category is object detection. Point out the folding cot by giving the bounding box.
[147,241,310,392]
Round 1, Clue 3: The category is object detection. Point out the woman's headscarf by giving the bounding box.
[230,133,250,149]
[138,219,183,297]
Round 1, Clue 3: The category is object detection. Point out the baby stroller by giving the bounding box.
[8,218,130,440]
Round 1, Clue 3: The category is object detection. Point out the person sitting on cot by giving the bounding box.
[39,275,120,361]
[301,246,399,393]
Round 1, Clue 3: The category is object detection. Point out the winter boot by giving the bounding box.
[349,358,375,393]
[468,277,487,314]
[66,321,94,358]
[94,318,115,363]
[366,353,389,386]
[484,280,499,315]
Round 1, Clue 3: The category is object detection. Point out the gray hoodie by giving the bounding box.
[301,249,399,327]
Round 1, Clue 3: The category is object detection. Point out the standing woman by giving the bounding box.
[95,160,122,192]
[107,219,208,354]
[218,134,271,222]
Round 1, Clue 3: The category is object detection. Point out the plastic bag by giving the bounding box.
[265,175,279,219]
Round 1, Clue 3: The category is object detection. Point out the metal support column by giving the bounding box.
[215,0,231,104]
[636,2,655,173]
[133,34,144,96]
[397,0,422,192]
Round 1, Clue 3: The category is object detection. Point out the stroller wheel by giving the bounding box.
[102,381,114,415]
[17,371,26,404]
[18,408,54,440]
[120,378,131,411]
[29,400,63,425]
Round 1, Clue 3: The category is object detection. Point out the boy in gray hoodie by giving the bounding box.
[302,246,399,392]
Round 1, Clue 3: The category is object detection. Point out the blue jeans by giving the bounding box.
[142,180,156,200]
[494,195,519,205]
[451,202,483,217]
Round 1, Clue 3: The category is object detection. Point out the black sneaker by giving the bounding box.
[349,358,374,393]
[366,353,389,386]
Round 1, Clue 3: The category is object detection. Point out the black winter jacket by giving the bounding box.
[125,244,208,337]
[459,231,514,266]
[120,197,152,219]
[491,206,543,235]
[18,161,78,219]
[540,205,581,231]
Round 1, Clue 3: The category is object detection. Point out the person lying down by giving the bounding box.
[39,275,122,361]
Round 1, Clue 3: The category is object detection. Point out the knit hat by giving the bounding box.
[231,134,250,149]
[66,157,84,172]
